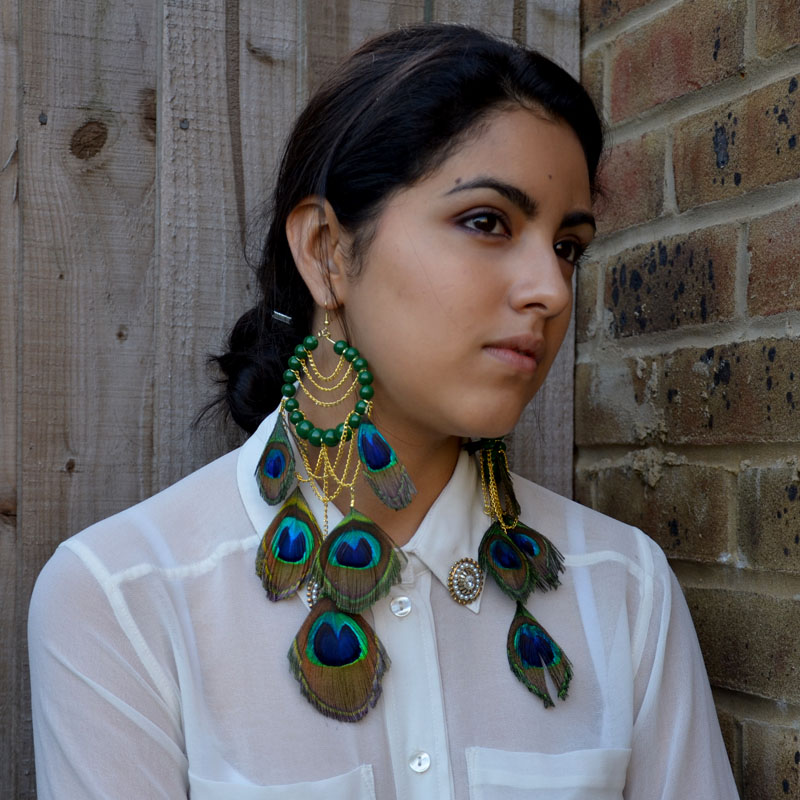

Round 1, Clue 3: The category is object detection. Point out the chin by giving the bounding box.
[454,399,531,441]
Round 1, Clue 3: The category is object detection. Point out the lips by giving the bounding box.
[483,335,545,375]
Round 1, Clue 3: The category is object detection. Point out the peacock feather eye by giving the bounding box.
[255,413,295,505]
[256,488,321,601]
[312,509,404,614]
[357,421,417,510]
[507,602,572,708]
[288,597,390,723]
[478,522,532,602]
[507,523,564,592]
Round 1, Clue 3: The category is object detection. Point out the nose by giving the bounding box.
[508,237,573,318]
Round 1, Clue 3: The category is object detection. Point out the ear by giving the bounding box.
[285,196,351,309]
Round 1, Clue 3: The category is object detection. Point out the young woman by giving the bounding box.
[29,24,738,799]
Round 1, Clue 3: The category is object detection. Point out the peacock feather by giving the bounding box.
[507,601,572,708]
[506,522,564,592]
[357,421,416,510]
[311,508,403,613]
[255,488,321,601]
[478,522,532,601]
[288,597,389,722]
[255,412,295,505]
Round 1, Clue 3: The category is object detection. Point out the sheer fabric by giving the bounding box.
[29,407,739,799]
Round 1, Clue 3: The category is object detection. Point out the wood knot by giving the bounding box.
[70,120,108,160]
[139,88,156,143]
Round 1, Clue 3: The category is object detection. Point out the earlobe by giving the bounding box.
[286,196,350,308]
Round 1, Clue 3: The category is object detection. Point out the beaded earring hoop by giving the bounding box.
[253,311,415,722]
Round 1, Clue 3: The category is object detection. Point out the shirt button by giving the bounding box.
[409,751,431,773]
[390,596,412,617]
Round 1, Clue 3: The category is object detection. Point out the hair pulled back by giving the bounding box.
[217,23,604,433]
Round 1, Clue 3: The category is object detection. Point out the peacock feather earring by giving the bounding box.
[254,309,414,722]
[470,437,573,708]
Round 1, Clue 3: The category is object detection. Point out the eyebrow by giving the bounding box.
[444,177,596,232]
[444,177,537,217]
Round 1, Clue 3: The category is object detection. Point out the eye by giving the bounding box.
[460,210,510,237]
[554,239,586,266]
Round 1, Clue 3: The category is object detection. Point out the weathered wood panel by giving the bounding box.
[155,0,254,488]
[509,0,580,499]
[1,0,20,794]
[16,1,159,795]
[7,3,580,796]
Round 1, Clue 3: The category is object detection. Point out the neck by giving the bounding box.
[335,432,463,547]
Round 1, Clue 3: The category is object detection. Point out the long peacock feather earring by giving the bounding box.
[254,311,414,722]
[471,437,573,708]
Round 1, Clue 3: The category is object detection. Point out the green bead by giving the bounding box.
[353,357,368,371]
[289,410,304,425]
[294,344,308,359]
[335,423,345,438]
[343,347,359,362]
[283,369,297,384]
[309,428,323,447]
[343,427,353,441]
[296,420,313,439]
[303,335,318,350]
[281,383,296,398]
[284,398,299,412]
[323,428,339,447]
[333,340,348,355]
[357,370,373,386]
[355,400,369,415]
[359,385,374,400]
[348,413,361,429]
[288,356,302,371]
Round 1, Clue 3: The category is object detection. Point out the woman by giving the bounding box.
[29,24,738,799]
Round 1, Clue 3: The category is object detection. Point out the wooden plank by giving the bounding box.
[432,0,515,35]
[507,0,580,498]
[155,0,254,489]
[1,0,19,794]
[303,0,426,94]
[17,1,159,794]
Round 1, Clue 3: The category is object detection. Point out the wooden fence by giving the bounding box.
[1,1,578,795]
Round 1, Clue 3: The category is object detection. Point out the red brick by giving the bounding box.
[662,339,800,444]
[609,0,745,121]
[594,132,665,233]
[756,0,800,58]
[673,75,800,210]
[575,338,800,446]
[576,258,600,344]
[716,708,743,794]
[739,463,800,574]
[683,587,800,703]
[742,722,800,800]
[575,357,665,445]
[604,225,737,337]
[748,203,800,316]
[581,48,604,120]
[581,0,650,36]
[575,457,734,560]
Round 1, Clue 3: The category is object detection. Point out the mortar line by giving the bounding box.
[602,50,800,145]
[582,0,684,54]
[735,220,751,319]
[743,0,757,63]
[587,178,800,259]
[575,313,799,361]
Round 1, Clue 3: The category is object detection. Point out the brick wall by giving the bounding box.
[578,1,800,796]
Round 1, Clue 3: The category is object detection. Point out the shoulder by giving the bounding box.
[32,447,255,611]
[511,471,671,586]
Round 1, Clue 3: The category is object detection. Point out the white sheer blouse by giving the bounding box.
[29,407,739,799]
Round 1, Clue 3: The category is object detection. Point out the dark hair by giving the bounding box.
[216,23,604,433]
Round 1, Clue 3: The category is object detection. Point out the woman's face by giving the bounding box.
[335,107,595,444]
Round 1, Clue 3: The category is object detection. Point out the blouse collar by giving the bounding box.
[237,407,487,613]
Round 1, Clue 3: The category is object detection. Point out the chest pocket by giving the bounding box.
[187,763,376,800]
[466,747,631,800]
